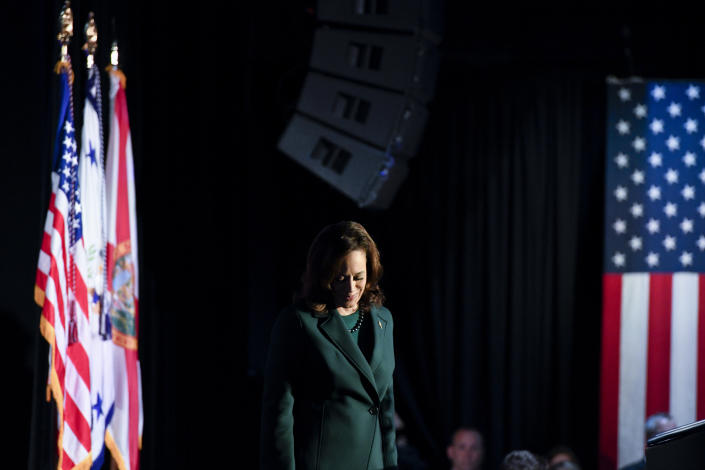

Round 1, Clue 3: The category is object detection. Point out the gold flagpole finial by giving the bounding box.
[110,40,119,69]
[106,40,126,89]
[57,1,74,63]
[83,12,98,69]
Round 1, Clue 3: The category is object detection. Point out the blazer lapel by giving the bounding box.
[368,306,388,374]
[319,311,378,394]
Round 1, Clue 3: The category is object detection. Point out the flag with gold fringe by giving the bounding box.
[35,55,93,469]
[103,64,143,470]
[77,55,115,469]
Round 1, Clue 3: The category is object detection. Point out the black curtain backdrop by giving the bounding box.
[4,3,705,469]
[389,68,607,469]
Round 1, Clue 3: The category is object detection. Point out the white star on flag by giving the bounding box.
[614,219,627,234]
[615,153,629,168]
[679,251,693,266]
[699,202,705,217]
[683,151,697,166]
[663,235,676,250]
[666,135,680,151]
[700,135,705,150]
[650,119,664,134]
[648,185,662,201]
[646,251,659,267]
[619,87,631,101]
[630,203,644,217]
[665,168,679,184]
[615,186,628,201]
[617,120,631,135]
[682,185,695,200]
[685,118,698,134]
[632,136,646,152]
[652,85,666,101]
[634,104,647,118]
[646,218,660,233]
[699,169,705,183]
[664,202,678,217]
[648,152,663,167]
[687,84,700,100]
[698,235,705,250]
[612,252,626,267]
[631,170,645,185]
[667,102,682,117]
[680,218,694,233]
[629,236,643,251]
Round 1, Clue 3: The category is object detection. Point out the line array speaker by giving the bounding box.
[278,0,443,209]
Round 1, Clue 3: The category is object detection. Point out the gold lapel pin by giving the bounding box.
[378,320,383,329]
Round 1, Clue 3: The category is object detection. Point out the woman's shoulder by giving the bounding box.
[272,304,304,329]
[276,303,323,325]
[371,304,393,322]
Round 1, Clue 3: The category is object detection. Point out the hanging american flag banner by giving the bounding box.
[34,60,93,469]
[599,78,705,470]
[104,67,143,470]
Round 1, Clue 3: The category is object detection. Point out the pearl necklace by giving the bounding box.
[349,310,366,333]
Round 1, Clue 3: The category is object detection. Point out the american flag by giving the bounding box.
[599,79,705,469]
[35,63,93,469]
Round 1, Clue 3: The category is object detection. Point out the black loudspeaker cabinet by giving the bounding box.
[316,0,443,42]
[278,114,408,209]
[277,0,442,208]
[309,28,440,104]
[297,72,428,157]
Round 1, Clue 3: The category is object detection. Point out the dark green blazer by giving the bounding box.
[260,304,397,470]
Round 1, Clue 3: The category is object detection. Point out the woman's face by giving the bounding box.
[331,249,367,313]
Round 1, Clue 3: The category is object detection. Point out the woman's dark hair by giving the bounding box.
[296,221,384,313]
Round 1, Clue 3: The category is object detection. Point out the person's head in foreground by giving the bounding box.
[447,428,484,470]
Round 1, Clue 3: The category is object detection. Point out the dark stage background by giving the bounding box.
[3,2,705,469]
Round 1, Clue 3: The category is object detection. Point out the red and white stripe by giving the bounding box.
[600,273,705,469]
[36,171,93,469]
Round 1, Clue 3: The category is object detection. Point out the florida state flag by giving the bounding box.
[104,67,143,470]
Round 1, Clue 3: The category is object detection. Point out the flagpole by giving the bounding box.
[56,0,82,347]
[83,12,97,70]
[55,1,73,81]
[105,37,128,91]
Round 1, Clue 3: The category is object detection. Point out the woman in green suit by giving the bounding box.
[260,221,397,470]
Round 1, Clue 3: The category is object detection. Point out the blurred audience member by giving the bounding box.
[546,445,580,469]
[548,462,580,470]
[395,412,428,470]
[500,450,545,470]
[446,427,484,470]
[619,412,677,470]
